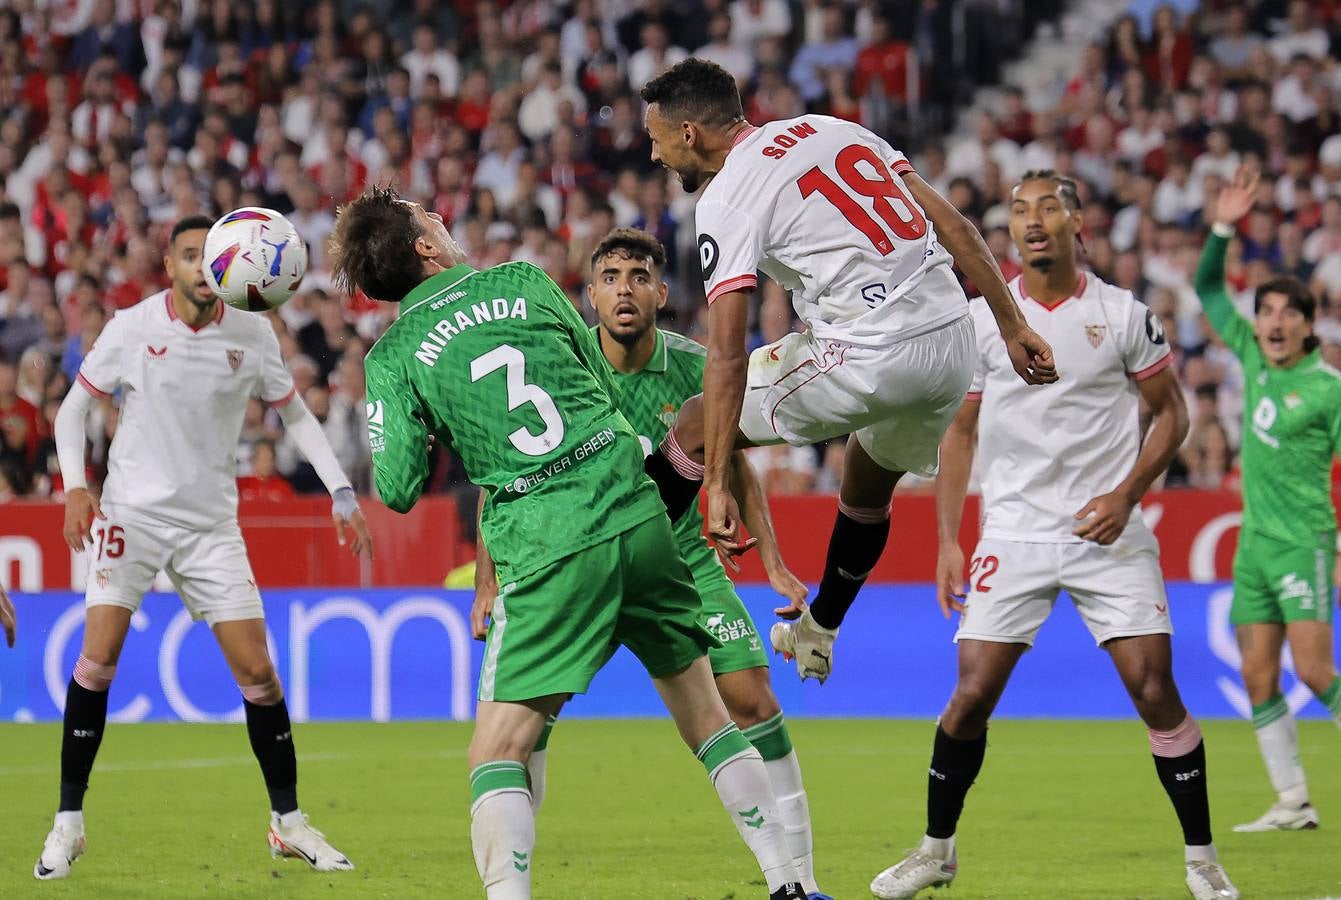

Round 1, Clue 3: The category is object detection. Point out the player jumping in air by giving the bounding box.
[1196,167,1341,833]
[36,216,371,880]
[871,172,1238,900]
[634,59,1057,681]
[331,188,809,899]
[471,228,830,898]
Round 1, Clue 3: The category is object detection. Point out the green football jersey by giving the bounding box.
[364,262,665,580]
[1195,233,1341,547]
[596,326,734,595]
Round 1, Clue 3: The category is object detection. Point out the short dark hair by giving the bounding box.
[328,185,426,302]
[1254,276,1320,352]
[170,214,214,245]
[1015,169,1082,210]
[640,58,743,128]
[590,228,667,273]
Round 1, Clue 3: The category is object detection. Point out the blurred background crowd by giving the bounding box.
[0,0,1337,506]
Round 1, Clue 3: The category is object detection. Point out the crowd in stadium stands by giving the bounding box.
[0,0,1335,506]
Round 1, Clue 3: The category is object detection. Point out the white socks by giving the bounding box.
[470,760,535,900]
[1252,696,1309,807]
[710,748,797,892]
[920,834,955,860]
[765,750,817,893]
[54,810,83,829]
[526,748,547,815]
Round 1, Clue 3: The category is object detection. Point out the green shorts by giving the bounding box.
[1231,529,1336,626]
[478,514,719,702]
[699,585,769,676]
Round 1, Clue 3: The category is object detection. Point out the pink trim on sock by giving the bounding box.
[660,430,705,480]
[73,655,116,692]
[238,682,279,704]
[1149,715,1202,757]
[838,501,891,524]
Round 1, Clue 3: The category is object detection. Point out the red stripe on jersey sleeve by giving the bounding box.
[706,274,757,305]
[891,159,916,176]
[77,373,111,399]
[1130,353,1172,381]
[964,391,983,401]
[264,386,298,408]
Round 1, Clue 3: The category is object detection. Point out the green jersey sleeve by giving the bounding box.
[1194,231,1257,362]
[363,350,431,513]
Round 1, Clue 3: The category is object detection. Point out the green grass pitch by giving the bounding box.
[0,719,1337,899]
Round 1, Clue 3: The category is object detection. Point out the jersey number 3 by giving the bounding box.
[470,344,565,457]
[797,144,927,255]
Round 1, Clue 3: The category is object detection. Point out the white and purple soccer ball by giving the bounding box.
[202,207,308,312]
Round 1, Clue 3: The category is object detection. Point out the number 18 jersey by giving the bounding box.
[363,262,664,581]
[695,114,968,348]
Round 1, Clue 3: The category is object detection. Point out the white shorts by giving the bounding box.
[954,535,1172,647]
[738,315,974,476]
[84,504,264,626]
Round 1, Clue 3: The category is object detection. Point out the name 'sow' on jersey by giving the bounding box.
[75,292,297,528]
[968,274,1173,542]
[695,114,967,346]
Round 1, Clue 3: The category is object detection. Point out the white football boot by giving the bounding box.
[769,609,838,683]
[267,811,354,871]
[33,815,86,880]
[1185,860,1240,899]
[1232,800,1319,832]
[870,846,957,899]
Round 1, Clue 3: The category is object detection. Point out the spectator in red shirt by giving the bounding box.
[853,17,915,103]
[237,438,295,501]
[0,361,42,461]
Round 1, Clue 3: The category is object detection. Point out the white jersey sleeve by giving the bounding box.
[76,312,129,398]
[696,198,764,304]
[257,324,298,406]
[1119,297,1173,379]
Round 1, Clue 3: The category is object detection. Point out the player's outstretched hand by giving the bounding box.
[706,486,758,559]
[1004,326,1059,385]
[1073,490,1134,545]
[936,540,967,618]
[1214,165,1259,227]
[63,487,105,551]
[331,489,374,558]
[769,566,809,619]
[1,584,15,647]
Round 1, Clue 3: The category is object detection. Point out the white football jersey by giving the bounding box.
[968,273,1173,542]
[76,291,296,529]
[695,115,968,347]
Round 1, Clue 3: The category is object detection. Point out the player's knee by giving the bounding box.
[236,663,283,705]
[945,682,997,731]
[467,730,531,770]
[1128,675,1180,721]
[1238,658,1280,699]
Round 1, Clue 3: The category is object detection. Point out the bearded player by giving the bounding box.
[35,216,371,880]
[634,59,1056,682]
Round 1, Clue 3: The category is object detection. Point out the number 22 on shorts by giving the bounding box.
[967,554,999,593]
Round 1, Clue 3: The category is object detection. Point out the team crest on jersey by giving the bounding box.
[95,569,110,588]
[658,403,677,427]
[1285,391,1302,409]
[1084,324,1106,348]
[226,349,244,371]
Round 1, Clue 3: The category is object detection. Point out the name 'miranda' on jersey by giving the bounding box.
[413,296,530,367]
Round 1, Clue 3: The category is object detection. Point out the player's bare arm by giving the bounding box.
[728,449,806,615]
[1,583,15,648]
[471,490,497,641]
[902,172,1057,386]
[1074,368,1188,545]
[703,290,752,555]
[933,397,979,617]
[53,379,105,551]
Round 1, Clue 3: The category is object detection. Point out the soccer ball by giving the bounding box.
[202,207,308,311]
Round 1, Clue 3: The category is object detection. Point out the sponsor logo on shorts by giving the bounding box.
[1279,573,1314,609]
[704,612,757,645]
